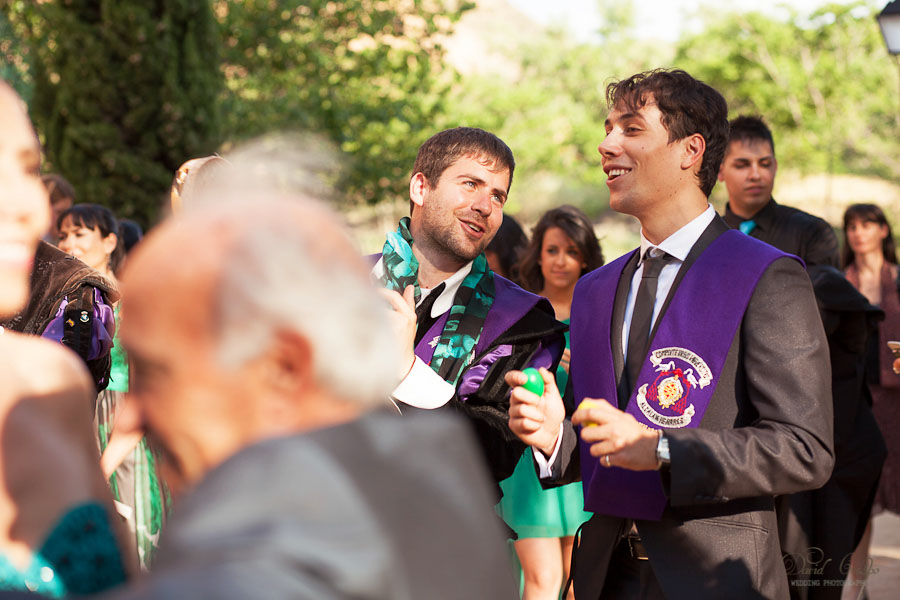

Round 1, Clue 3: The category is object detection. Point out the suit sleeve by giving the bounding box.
[664,257,835,505]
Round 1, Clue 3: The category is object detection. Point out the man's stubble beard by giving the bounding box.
[418,207,491,265]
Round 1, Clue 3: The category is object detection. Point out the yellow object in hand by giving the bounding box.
[577,399,602,427]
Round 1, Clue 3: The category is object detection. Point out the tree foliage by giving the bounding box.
[3,0,223,225]
[442,0,665,218]
[674,1,900,181]
[0,10,30,99]
[4,0,900,225]
[217,0,471,205]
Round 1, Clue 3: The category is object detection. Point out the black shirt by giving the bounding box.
[723,198,840,268]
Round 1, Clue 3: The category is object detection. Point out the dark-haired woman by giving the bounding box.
[497,205,603,600]
[842,203,900,589]
[57,204,166,571]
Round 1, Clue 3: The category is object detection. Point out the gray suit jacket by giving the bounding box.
[108,411,518,599]
[552,217,834,599]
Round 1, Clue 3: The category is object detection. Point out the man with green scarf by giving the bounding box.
[378,127,567,484]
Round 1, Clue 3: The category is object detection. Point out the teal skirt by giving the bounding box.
[497,451,591,539]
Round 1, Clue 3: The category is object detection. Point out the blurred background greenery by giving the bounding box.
[2,0,898,257]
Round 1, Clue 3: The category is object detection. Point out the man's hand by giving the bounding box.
[505,368,565,456]
[379,285,417,381]
[573,399,661,471]
[893,357,900,375]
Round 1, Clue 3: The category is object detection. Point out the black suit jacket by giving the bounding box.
[551,217,834,599]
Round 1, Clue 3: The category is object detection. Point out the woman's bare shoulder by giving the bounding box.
[0,332,93,402]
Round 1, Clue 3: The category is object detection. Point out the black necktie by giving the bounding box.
[414,282,446,347]
[625,251,670,392]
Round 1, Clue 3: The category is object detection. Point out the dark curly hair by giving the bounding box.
[516,205,604,294]
[606,69,729,197]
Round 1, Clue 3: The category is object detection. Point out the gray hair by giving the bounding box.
[187,137,400,408]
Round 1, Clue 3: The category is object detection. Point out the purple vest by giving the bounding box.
[570,230,792,520]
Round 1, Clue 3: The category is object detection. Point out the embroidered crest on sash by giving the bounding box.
[635,346,713,429]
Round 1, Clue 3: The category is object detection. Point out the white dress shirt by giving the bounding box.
[373,257,471,410]
[621,204,717,356]
[535,205,717,476]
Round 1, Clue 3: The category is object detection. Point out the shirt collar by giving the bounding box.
[421,262,472,317]
[639,204,716,264]
[371,257,473,318]
[724,198,777,231]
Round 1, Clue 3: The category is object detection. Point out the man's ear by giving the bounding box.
[681,133,706,171]
[409,172,429,209]
[259,330,314,401]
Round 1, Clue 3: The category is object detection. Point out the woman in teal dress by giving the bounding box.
[58,204,167,571]
[0,80,126,596]
[497,205,603,599]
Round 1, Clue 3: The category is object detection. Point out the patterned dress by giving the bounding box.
[95,307,168,569]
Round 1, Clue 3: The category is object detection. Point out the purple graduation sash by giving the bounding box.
[570,230,792,520]
[414,276,543,372]
[367,253,540,367]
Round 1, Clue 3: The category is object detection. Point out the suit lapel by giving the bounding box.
[613,251,640,407]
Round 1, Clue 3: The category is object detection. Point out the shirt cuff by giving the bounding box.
[533,422,565,478]
[390,356,455,410]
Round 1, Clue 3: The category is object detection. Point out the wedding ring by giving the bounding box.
[604,455,611,468]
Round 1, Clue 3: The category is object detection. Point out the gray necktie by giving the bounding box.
[625,251,670,391]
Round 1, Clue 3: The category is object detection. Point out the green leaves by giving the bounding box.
[4,0,223,225]
[217,0,468,206]
[675,1,900,182]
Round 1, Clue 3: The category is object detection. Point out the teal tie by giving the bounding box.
[739,220,757,235]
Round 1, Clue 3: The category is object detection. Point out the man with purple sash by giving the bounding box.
[378,127,566,490]
[506,70,834,599]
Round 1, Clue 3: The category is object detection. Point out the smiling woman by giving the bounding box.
[0,79,128,596]
[57,203,122,282]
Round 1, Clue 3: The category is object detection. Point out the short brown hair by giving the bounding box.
[606,69,728,197]
[411,127,515,192]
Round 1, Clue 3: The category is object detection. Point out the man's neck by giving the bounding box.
[637,195,709,246]
[411,243,466,288]
[728,198,772,221]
